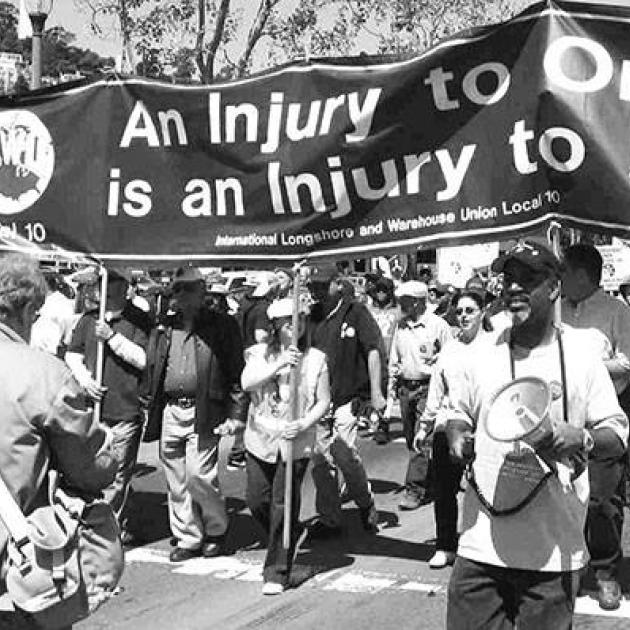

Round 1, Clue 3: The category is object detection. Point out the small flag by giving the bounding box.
[18,0,33,39]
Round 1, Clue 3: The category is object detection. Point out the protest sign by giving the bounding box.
[2,1,630,263]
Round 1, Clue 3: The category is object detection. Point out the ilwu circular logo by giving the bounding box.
[0,110,54,215]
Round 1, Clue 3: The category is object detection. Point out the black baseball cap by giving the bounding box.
[491,240,563,277]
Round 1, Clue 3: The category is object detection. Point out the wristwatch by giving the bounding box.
[582,428,595,453]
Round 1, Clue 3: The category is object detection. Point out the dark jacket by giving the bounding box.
[312,297,385,408]
[144,308,248,441]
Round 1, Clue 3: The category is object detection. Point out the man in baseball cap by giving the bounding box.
[395,280,429,300]
[491,239,563,277]
[389,280,452,510]
[445,240,627,627]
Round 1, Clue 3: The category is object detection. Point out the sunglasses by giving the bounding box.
[502,268,548,292]
[456,306,479,316]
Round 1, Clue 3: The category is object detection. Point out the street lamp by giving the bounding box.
[26,0,54,89]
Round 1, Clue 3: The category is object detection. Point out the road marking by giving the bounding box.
[399,581,444,594]
[323,572,396,593]
[126,546,630,618]
[575,596,630,618]
[126,547,171,564]
[126,546,446,595]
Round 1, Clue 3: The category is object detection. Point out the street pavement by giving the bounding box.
[77,421,630,630]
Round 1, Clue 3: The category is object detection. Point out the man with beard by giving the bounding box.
[307,269,385,537]
[446,241,627,629]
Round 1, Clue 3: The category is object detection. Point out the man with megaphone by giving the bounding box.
[445,240,628,630]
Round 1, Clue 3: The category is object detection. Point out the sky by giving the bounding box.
[10,0,120,57]
[10,0,630,61]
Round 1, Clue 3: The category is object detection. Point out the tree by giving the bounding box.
[73,0,532,83]
[0,1,23,55]
[264,0,531,66]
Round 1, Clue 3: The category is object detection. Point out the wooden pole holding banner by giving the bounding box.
[93,266,109,424]
[548,221,562,326]
[283,263,303,550]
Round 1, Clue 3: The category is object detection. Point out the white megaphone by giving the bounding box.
[484,376,553,449]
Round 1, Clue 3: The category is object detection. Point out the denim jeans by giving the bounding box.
[447,557,579,630]
[102,417,144,522]
[246,452,308,585]
[399,382,431,496]
[311,401,374,527]
[160,403,228,549]
[432,429,464,552]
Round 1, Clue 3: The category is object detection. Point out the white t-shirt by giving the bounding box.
[448,325,627,573]
[243,344,328,463]
[30,291,75,355]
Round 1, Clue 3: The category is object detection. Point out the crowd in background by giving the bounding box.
[2,240,630,627]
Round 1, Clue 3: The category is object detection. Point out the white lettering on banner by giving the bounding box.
[424,36,630,113]
[424,62,511,110]
[119,101,188,148]
[181,178,245,217]
[0,110,54,215]
[215,228,355,248]
[107,168,153,216]
[462,62,511,105]
[267,145,477,217]
[207,89,382,154]
[509,120,585,174]
[544,36,613,94]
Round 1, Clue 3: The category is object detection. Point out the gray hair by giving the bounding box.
[0,254,46,319]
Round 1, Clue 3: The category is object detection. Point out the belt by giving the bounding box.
[166,395,196,409]
[400,377,430,388]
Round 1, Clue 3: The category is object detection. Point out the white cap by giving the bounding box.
[267,297,311,319]
[395,280,428,299]
[267,298,293,319]
[252,278,273,297]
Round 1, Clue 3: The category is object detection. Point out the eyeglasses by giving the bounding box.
[456,307,479,316]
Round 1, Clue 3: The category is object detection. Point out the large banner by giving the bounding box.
[2,1,630,263]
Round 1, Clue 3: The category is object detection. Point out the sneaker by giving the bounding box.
[428,550,456,569]
[596,578,622,611]
[202,535,227,558]
[169,546,201,562]
[398,490,423,511]
[226,453,246,471]
[359,502,379,533]
[373,422,390,445]
[262,581,285,596]
[307,520,343,540]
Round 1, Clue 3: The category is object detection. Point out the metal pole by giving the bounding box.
[93,266,108,424]
[283,264,302,549]
[29,12,48,90]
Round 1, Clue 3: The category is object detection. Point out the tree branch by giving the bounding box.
[236,0,280,77]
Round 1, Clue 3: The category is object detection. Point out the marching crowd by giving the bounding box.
[1,237,630,628]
